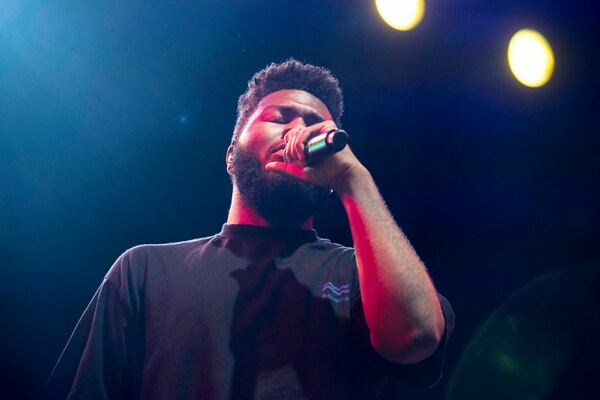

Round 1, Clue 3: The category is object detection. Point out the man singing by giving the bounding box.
[45,59,454,399]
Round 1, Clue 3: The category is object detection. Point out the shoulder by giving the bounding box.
[292,236,358,282]
[288,237,357,272]
[124,236,215,258]
[303,236,356,258]
[103,235,218,285]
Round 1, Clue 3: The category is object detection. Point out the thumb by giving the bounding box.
[265,161,306,180]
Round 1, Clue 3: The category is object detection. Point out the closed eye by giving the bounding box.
[260,110,286,124]
[260,106,326,125]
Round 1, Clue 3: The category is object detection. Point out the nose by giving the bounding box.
[281,117,306,139]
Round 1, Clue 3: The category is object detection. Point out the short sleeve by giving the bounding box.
[43,252,143,400]
[350,293,455,397]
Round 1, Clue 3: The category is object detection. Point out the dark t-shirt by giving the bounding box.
[44,224,454,399]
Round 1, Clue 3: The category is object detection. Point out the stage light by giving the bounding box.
[375,0,425,31]
[508,29,554,88]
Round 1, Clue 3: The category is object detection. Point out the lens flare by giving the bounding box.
[508,29,555,88]
[375,0,425,31]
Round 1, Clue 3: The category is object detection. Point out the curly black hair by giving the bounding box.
[232,58,344,143]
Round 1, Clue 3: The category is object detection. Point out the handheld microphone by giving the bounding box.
[305,129,349,165]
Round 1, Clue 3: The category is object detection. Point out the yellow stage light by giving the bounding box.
[375,0,425,31]
[508,29,555,88]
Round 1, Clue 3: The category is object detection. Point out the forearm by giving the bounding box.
[333,166,445,364]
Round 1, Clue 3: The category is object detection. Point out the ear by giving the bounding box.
[226,143,235,175]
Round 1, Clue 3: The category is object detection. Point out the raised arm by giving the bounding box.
[332,163,445,364]
[266,121,445,364]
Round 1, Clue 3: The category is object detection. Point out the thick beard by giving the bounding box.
[230,144,331,227]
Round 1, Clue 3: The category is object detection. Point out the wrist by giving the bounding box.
[331,163,372,196]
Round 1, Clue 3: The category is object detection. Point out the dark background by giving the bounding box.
[1,1,598,398]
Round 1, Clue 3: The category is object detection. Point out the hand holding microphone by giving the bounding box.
[266,123,357,189]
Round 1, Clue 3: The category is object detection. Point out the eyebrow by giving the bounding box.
[261,105,326,123]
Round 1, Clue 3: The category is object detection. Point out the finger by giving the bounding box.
[288,127,307,167]
[289,128,300,162]
[283,126,299,163]
[306,120,339,137]
[293,127,313,162]
[265,161,306,181]
[291,130,301,163]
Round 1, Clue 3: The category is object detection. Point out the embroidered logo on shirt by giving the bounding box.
[321,282,350,303]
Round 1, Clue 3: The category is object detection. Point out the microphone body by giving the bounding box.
[304,129,349,165]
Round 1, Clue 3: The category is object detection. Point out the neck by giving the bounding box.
[226,186,313,229]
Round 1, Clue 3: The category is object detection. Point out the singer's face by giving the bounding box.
[229,90,333,226]
[237,89,333,167]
